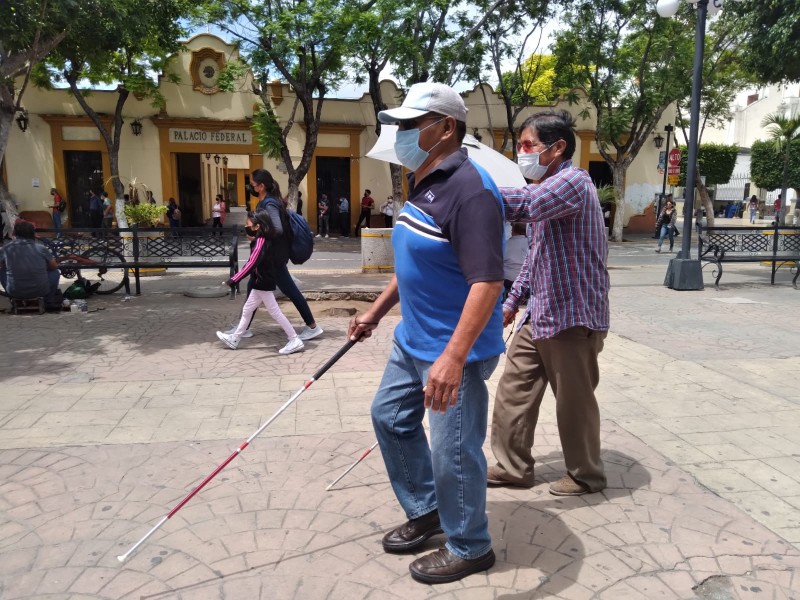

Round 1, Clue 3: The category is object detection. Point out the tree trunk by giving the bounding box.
[390,163,404,218]
[286,180,299,210]
[0,107,19,233]
[610,163,626,242]
[68,78,130,227]
[694,170,715,227]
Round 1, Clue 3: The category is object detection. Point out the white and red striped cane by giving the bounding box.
[117,339,356,563]
[326,441,380,491]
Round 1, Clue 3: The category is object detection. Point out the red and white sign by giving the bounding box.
[668,148,682,167]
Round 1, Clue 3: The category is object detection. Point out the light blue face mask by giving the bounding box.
[394,118,445,171]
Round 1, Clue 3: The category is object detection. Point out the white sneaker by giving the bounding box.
[216,331,240,350]
[279,336,304,355]
[325,235,329,238]
[298,325,323,341]
[315,234,322,238]
[223,325,253,338]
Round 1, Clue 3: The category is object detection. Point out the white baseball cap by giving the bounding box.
[378,82,468,124]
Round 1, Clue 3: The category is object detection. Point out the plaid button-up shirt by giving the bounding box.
[501,159,610,340]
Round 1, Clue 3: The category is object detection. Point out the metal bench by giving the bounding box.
[37,226,239,295]
[698,225,800,289]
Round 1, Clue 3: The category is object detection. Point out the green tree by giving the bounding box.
[750,139,800,196]
[726,0,800,85]
[760,112,800,224]
[347,0,414,209]
[36,0,195,226]
[0,0,77,224]
[500,54,564,107]
[209,0,370,207]
[349,0,513,205]
[677,144,739,187]
[552,0,693,241]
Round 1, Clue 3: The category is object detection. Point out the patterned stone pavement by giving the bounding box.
[1,235,799,599]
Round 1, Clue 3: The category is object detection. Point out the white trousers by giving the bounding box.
[235,289,296,340]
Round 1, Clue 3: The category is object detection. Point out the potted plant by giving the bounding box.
[596,185,618,239]
[123,203,167,227]
[122,203,169,267]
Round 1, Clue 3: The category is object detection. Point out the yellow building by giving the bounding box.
[4,33,670,231]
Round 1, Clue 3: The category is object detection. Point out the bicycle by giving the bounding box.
[40,234,130,295]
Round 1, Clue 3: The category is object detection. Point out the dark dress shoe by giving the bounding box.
[409,547,496,584]
[381,510,442,553]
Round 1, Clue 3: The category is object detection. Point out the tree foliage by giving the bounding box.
[675,12,753,145]
[677,144,738,187]
[35,0,195,222]
[751,139,800,193]
[726,0,800,84]
[209,0,368,206]
[0,0,85,223]
[757,111,800,223]
[552,0,694,240]
[388,0,512,87]
[499,54,566,107]
[479,0,553,155]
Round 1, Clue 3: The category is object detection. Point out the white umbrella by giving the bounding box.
[366,125,526,188]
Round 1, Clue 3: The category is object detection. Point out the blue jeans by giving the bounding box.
[275,262,315,326]
[658,224,674,249]
[0,267,60,303]
[52,211,62,230]
[371,341,499,559]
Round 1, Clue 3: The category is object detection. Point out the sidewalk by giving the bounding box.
[0,236,798,599]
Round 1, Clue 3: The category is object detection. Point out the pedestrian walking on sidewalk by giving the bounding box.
[217,210,303,354]
[224,168,322,342]
[380,196,394,227]
[338,195,350,237]
[316,194,330,238]
[355,189,374,236]
[348,82,505,585]
[488,109,609,497]
[748,195,758,224]
[655,200,677,253]
[211,195,224,235]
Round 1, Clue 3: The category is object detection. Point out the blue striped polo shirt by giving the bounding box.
[393,148,505,363]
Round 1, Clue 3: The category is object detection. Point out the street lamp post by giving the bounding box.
[656,0,715,290]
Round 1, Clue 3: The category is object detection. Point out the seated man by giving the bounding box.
[0,220,61,304]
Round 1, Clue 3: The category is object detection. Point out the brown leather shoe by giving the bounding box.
[382,510,442,553]
[487,465,534,488]
[549,474,591,496]
[409,547,496,584]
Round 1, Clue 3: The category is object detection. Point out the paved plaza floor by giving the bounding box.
[0,234,799,599]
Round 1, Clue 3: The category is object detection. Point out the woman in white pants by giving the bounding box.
[216,210,303,354]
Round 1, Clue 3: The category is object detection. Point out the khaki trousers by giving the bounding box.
[490,325,607,491]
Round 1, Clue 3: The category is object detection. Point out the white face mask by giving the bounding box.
[517,143,555,180]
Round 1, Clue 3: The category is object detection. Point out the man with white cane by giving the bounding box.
[348,82,505,584]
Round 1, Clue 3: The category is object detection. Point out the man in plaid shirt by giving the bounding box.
[488,109,610,496]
